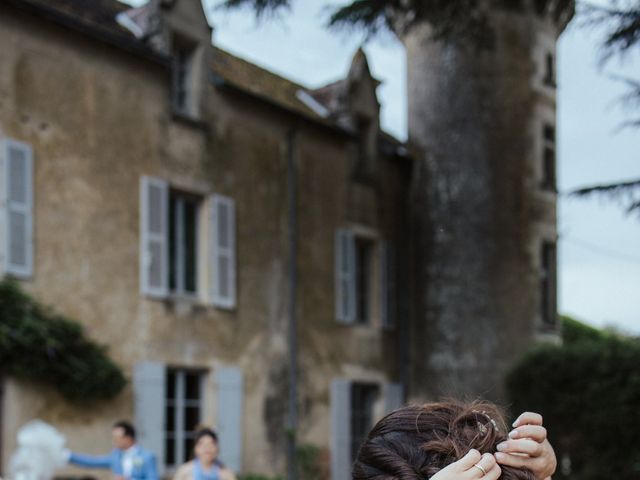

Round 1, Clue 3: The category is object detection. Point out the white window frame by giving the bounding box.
[169,192,201,298]
[165,369,205,469]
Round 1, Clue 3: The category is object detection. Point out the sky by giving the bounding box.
[125,0,640,334]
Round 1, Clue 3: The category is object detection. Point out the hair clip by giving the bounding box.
[472,410,499,434]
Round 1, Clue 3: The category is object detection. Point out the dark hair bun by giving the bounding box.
[352,400,535,480]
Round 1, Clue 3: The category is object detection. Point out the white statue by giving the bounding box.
[9,421,68,480]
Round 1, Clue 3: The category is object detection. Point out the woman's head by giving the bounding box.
[194,428,219,465]
[352,400,535,480]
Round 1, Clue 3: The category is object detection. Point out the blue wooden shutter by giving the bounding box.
[210,195,236,309]
[331,378,352,480]
[215,367,243,473]
[133,362,166,474]
[140,176,168,298]
[335,229,356,324]
[383,383,404,414]
[1,139,33,278]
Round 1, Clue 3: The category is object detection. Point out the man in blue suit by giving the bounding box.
[67,421,159,480]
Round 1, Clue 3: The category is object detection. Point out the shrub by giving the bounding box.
[0,279,126,403]
[506,316,640,479]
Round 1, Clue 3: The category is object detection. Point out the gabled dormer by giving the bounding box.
[311,49,382,181]
[164,0,212,121]
[118,0,213,122]
[346,49,381,180]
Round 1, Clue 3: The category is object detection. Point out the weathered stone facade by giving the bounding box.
[0,1,409,478]
[0,0,569,479]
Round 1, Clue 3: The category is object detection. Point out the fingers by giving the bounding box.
[431,451,502,480]
[494,451,530,469]
[513,412,543,427]
[482,461,502,480]
[496,438,543,457]
[468,453,498,478]
[455,449,483,470]
[508,425,547,443]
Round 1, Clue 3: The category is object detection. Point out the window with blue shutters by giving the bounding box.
[0,138,34,278]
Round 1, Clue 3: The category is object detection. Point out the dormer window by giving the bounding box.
[353,115,376,180]
[172,37,197,117]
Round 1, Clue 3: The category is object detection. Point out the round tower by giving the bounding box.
[403,1,574,400]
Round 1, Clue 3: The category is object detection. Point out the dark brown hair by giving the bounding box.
[112,420,136,440]
[352,400,535,480]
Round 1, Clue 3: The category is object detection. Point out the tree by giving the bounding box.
[570,1,640,215]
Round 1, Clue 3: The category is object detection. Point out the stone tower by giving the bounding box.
[402,1,574,400]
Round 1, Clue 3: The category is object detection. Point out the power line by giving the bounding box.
[560,235,640,264]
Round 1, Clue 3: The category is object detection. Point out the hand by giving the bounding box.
[494,412,556,480]
[431,449,501,480]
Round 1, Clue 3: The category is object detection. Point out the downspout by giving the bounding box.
[286,127,298,480]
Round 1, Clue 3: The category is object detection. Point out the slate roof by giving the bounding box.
[4,0,408,151]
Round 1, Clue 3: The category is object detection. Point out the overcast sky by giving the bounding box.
[125,0,639,334]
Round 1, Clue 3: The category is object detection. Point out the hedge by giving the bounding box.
[506,316,640,479]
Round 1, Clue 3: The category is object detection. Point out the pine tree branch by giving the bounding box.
[571,179,640,214]
[217,0,291,19]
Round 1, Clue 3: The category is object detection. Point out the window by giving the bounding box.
[165,369,204,468]
[355,237,374,325]
[141,178,237,305]
[0,139,34,278]
[541,124,556,191]
[331,380,403,480]
[540,241,557,327]
[350,383,379,461]
[172,39,196,116]
[335,230,393,327]
[543,52,556,88]
[168,191,200,296]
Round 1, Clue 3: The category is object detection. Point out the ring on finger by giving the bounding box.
[472,463,487,476]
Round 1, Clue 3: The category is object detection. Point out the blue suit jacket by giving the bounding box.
[69,447,159,480]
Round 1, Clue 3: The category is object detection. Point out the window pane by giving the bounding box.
[184,436,195,463]
[355,238,372,324]
[165,437,175,466]
[169,196,177,291]
[185,372,201,401]
[351,383,379,461]
[167,370,176,400]
[184,199,197,293]
[184,406,201,432]
[544,125,555,143]
[166,405,175,432]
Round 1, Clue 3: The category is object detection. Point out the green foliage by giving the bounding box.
[295,444,324,480]
[0,279,126,403]
[238,475,283,480]
[506,316,640,480]
[238,443,325,480]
